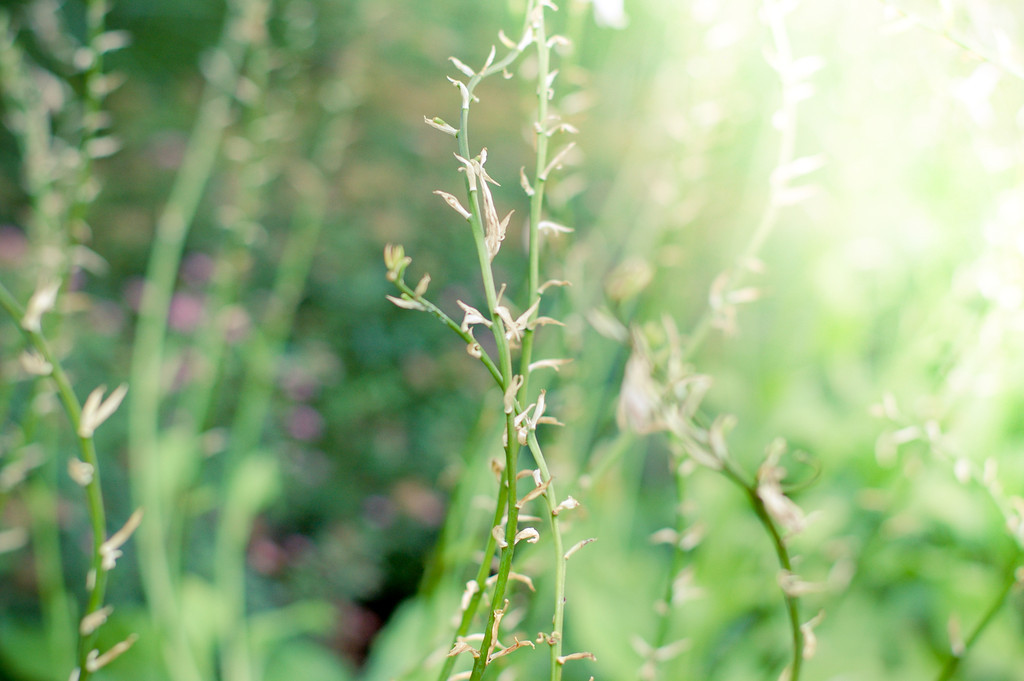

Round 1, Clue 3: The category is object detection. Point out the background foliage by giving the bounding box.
[2,0,1024,680]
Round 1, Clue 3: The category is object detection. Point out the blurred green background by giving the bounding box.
[2,0,1024,680]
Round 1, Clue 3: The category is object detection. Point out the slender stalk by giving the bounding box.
[0,281,114,680]
[645,461,689,680]
[23,402,76,671]
[664,5,809,673]
[447,19,534,681]
[214,168,328,681]
[126,4,258,680]
[517,2,552,400]
[720,462,803,680]
[469,413,521,681]
[454,7,532,334]
[0,11,104,671]
[175,16,277,681]
[391,6,570,679]
[456,105,513,376]
[0,13,62,258]
[392,278,503,387]
[933,552,1022,681]
[683,0,800,362]
[67,0,109,242]
[435,483,510,681]
[180,3,275,437]
[525,430,568,681]
[128,4,250,483]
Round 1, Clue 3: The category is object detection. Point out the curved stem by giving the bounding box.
[449,17,536,681]
[933,550,1022,681]
[721,463,803,680]
[393,278,503,388]
[683,0,800,362]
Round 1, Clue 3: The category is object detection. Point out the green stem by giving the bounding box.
[67,0,108,241]
[0,281,111,679]
[24,404,76,671]
[721,463,803,680]
[683,0,799,362]
[468,412,521,681]
[456,107,512,375]
[668,8,806,668]
[405,9,541,679]
[0,13,62,257]
[525,430,567,681]
[393,279,503,387]
[128,9,248,476]
[435,482,510,681]
[126,3,256,680]
[456,6,533,351]
[645,460,688,680]
[933,550,1023,681]
[214,166,328,681]
[518,1,552,400]
[452,19,540,680]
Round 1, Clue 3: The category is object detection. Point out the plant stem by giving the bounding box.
[667,5,807,670]
[518,1,552,401]
[525,430,568,681]
[67,0,108,242]
[393,279,503,387]
[399,8,550,678]
[126,3,257,680]
[448,22,534,681]
[933,551,1022,681]
[435,482,509,681]
[456,108,512,378]
[0,13,62,258]
[683,0,800,362]
[721,463,803,680]
[0,281,112,680]
[215,165,328,681]
[645,460,689,680]
[469,412,521,681]
[23,403,76,671]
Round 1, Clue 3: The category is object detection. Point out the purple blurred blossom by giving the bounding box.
[248,534,288,576]
[281,368,321,402]
[0,226,28,267]
[69,268,87,292]
[287,404,325,441]
[168,292,205,333]
[181,252,215,287]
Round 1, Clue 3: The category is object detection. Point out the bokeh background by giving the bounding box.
[2,0,1024,680]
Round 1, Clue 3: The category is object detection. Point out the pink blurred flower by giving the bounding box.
[0,226,28,267]
[287,404,324,441]
[168,293,205,333]
[181,252,215,287]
